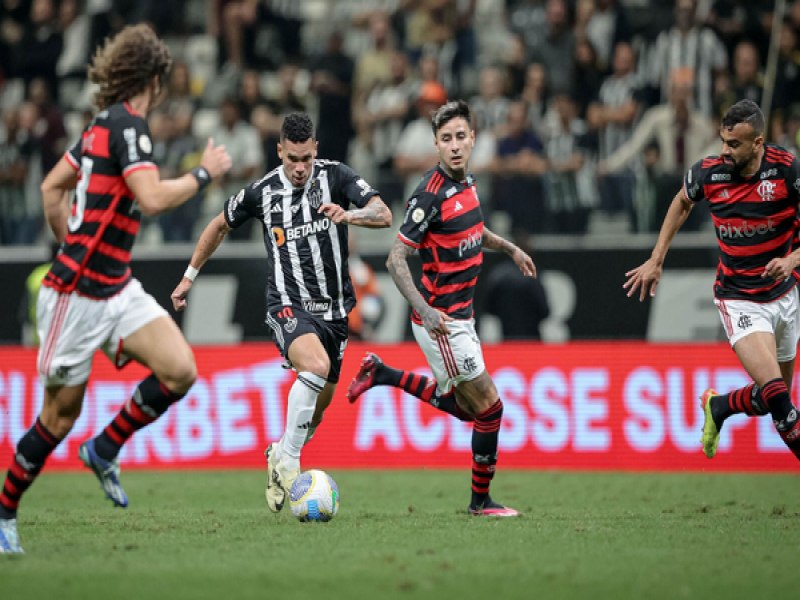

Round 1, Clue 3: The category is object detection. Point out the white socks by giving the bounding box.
[280,371,325,466]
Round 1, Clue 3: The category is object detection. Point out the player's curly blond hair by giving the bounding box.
[89,24,172,111]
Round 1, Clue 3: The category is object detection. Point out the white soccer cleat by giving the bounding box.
[264,443,285,512]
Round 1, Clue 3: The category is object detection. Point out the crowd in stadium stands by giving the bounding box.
[2,0,800,246]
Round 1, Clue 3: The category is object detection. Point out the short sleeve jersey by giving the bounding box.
[224,159,379,321]
[398,165,484,322]
[683,144,800,302]
[45,102,157,298]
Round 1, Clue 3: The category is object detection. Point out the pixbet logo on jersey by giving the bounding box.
[271,217,332,247]
[458,231,481,256]
[718,219,776,239]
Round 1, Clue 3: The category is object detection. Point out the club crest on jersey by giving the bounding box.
[757,180,776,201]
[284,317,298,333]
[308,181,323,209]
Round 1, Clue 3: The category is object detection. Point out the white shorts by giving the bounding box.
[715,286,799,362]
[411,318,486,394]
[37,278,168,387]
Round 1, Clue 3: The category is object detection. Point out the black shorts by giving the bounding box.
[265,306,349,383]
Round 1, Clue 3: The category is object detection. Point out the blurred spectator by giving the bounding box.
[347,234,384,341]
[507,0,548,63]
[0,102,42,244]
[581,0,631,72]
[520,62,549,136]
[150,108,205,243]
[484,231,549,340]
[544,94,592,233]
[14,0,62,95]
[599,73,716,231]
[490,100,548,233]
[393,80,448,200]
[527,0,576,96]
[775,22,800,114]
[0,0,27,80]
[588,41,640,216]
[212,96,263,240]
[238,68,267,121]
[55,0,90,83]
[452,0,478,96]
[270,62,307,115]
[28,77,66,172]
[351,50,414,184]
[469,66,510,138]
[704,0,750,58]
[502,32,529,98]
[730,40,763,105]
[163,59,199,115]
[647,0,727,117]
[403,0,459,92]
[310,30,354,163]
[352,10,394,99]
[209,0,302,70]
[572,37,604,118]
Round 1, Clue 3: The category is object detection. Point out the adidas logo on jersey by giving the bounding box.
[454,200,463,211]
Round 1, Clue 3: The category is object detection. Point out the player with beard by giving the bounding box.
[347,100,536,516]
[624,99,800,462]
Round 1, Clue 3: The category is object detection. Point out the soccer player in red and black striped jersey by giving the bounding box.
[0,24,231,554]
[347,100,537,516]
[624,99,800,463]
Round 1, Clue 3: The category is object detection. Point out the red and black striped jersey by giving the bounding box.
[45,102,157,298]
[683,144,800,302]
[398,165,484,321]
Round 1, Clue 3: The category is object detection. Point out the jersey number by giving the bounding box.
[68,157,93,232]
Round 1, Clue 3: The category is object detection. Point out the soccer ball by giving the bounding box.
[288,470,340,522]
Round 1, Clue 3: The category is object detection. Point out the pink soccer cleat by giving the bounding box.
[468,499,520,517]
[346,353,383,403]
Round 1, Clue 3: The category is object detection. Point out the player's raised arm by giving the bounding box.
[171,212,232,311]
[623,187,694,302]
[126,138,232,216]
[482,227,536,278]
[318,195,392,228]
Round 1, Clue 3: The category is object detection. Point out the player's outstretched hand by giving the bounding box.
[200,138,232,180]
[171,278,192,312]
[318,203,349,224]
[623,258,662,302]
[513,248,537,278]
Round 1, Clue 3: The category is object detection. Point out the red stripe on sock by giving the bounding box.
[420,381,436,403]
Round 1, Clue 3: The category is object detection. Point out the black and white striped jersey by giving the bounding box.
[224,160,380,321]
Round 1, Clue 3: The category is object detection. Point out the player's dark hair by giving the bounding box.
[431,100,473,135]
[281,112,315,143]
[89,24,172,110]
[721,100,765,137]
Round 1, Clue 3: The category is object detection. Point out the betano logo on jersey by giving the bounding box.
[271,217,332,247]
[718,219,776,239]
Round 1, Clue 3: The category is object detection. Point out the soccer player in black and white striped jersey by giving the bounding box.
[171,112,391,512]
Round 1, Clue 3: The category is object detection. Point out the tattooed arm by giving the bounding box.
[386,238,453,337]
[482,226,537,277]
[318,195,392,228]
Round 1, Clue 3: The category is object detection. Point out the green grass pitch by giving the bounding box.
[2,469,798,600]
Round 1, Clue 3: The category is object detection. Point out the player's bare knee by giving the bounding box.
[160,358,197,394]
